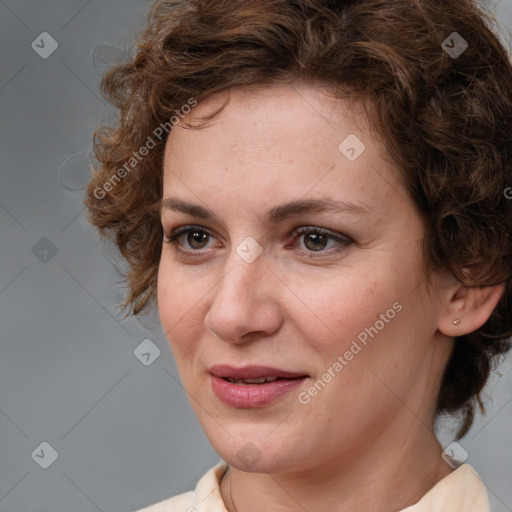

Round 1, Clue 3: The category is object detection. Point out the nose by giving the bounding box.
[204,255,283,344]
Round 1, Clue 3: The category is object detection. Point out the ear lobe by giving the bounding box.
[438,283,505,337]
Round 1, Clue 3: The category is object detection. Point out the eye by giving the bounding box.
[291,226,352,254]
[164,225,216,253]
[163,224,352,258]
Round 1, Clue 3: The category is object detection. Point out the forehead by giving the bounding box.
[170,82,366,138]
[161,83,404,218]
[164,83,371,171]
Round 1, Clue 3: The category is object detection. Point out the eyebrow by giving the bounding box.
[160,197,371,224]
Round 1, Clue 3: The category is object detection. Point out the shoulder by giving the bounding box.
[135,460,229,512]
[401,464,490,512]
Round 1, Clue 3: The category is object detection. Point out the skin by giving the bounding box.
[157,82,504,512]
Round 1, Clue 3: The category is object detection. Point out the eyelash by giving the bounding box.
[163,224,352,258]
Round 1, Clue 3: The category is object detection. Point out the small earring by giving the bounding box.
[453,319,460,325]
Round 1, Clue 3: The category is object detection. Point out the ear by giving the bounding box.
[438,281,505,337]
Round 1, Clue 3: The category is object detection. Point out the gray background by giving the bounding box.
[0,1,511,511]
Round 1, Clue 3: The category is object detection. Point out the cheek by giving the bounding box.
[157,261,208,359]
[285,258,424,387]
[284,269,393,356]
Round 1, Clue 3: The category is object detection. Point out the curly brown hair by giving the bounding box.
[84,0,512,438]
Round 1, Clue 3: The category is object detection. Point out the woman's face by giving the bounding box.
[158,83,452,473]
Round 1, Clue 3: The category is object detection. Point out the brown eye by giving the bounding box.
[303,232,328,251]
[164,225,214,251]
[292,226,352,255]
[186,230,210,249]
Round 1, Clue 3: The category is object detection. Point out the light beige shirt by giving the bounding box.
[136,460,490,512]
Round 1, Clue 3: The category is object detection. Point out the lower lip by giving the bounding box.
[210,375,308,408]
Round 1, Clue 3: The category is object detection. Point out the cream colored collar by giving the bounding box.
[137,460,489,511]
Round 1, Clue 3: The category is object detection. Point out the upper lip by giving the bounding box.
[209,365,309,379]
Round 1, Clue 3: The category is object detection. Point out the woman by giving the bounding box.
[84,0,512,510]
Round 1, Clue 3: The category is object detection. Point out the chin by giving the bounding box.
[206,428,311,474]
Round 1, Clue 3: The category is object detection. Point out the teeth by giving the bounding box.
[226,376,279,384]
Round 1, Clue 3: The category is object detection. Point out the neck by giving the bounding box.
[220,415,453,512]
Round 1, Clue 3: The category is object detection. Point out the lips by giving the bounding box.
[208,364,309,381]
[225,376,279,384]
[208,365,310,408]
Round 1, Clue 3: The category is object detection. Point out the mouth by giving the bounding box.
[208,364,309,381]
[208,365,310,408]
[222,375,305,385]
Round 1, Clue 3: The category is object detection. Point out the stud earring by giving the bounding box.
[453,319,460,325]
